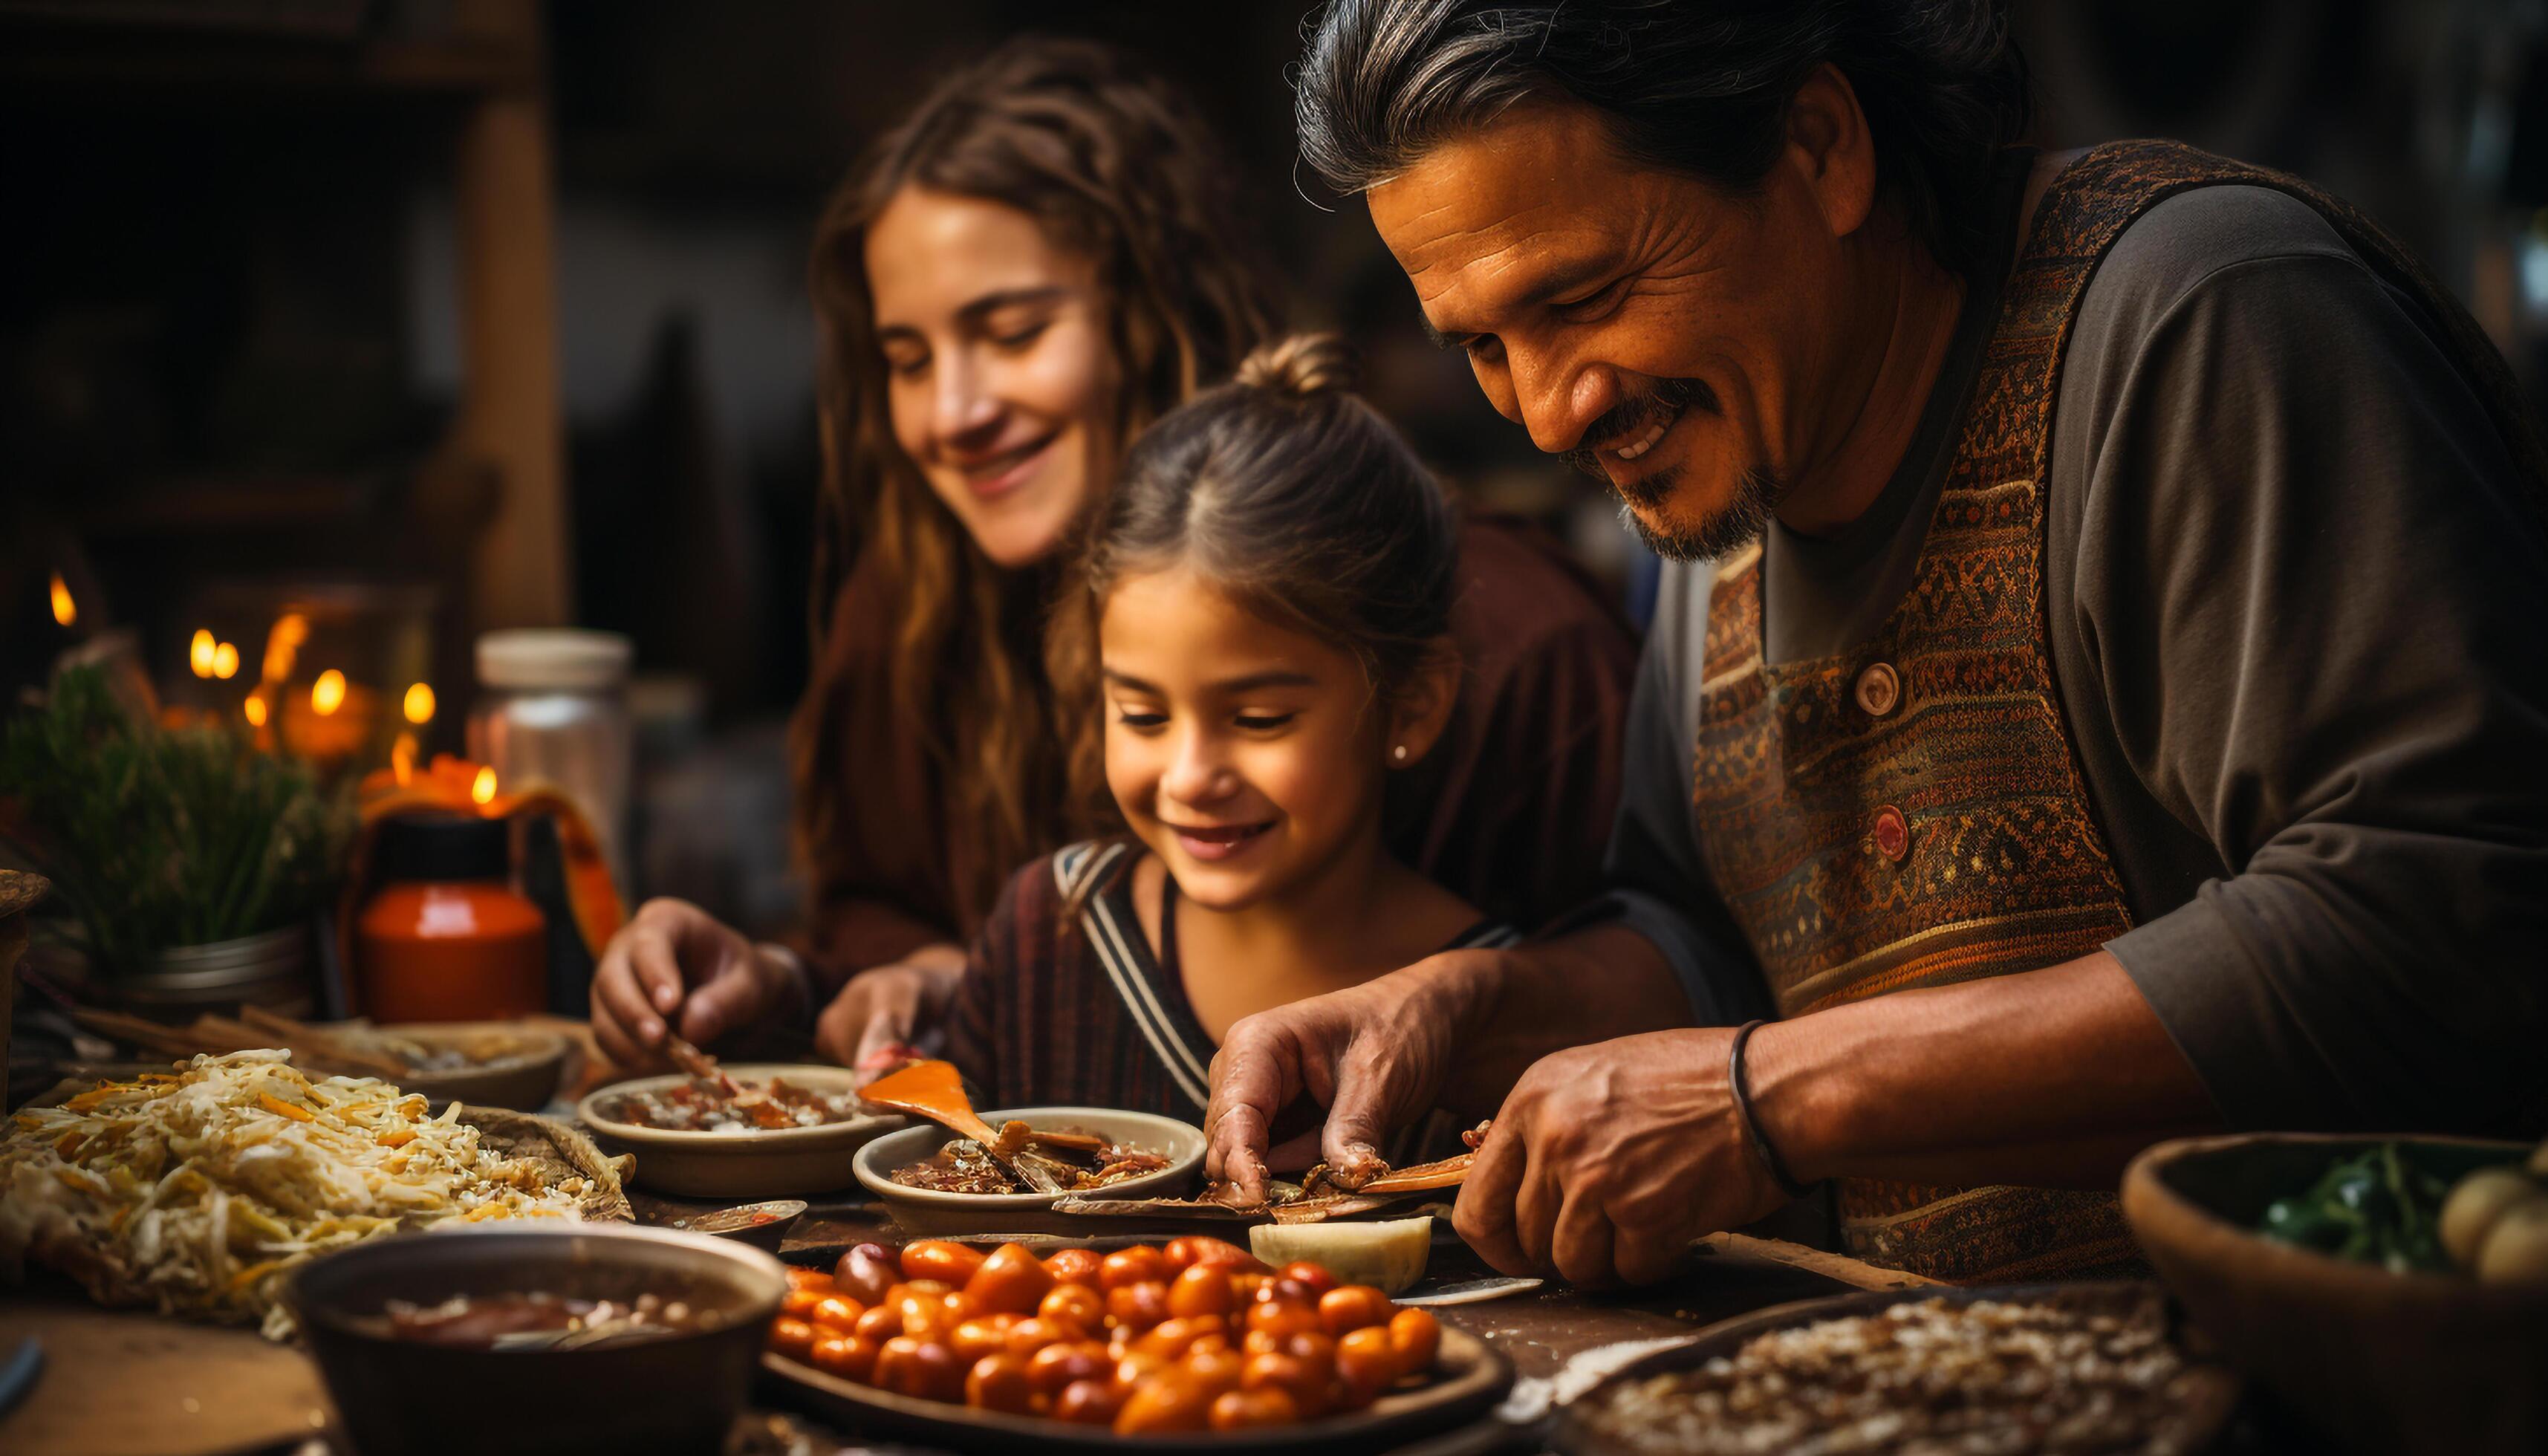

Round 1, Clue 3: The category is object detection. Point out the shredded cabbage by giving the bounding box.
[0,1050,590,1336]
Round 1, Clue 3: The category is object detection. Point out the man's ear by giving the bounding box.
[1786,62,1878,240]
[1383,640,1463,769]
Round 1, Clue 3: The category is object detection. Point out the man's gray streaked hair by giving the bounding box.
[1296,0,2031,276]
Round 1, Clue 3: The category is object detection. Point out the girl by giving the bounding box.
[949,334,1513,1143]
[588,39,1634,1082]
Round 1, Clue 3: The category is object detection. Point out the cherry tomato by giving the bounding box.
[853,1303,903,1343]
[1319,1285,1394,1338]
[1004,1316,1086,1356]
[1245,1299,1323,1343]
[1255,1276,1319,1307]
[834,1243,897,1304]
[810,1333,880,1384]
[1099,1247,1168,1290]
[1166,1235,1267,1273]
[1038,1282,1103,1329]
[1166,1263,1238,1319]
[1210,1387,1300,1430]
[1113,1348,1170,1391]
[900,1240,988,1286]
[1243,1351,1332,1418]
[1229,1272,1273,1304]
[1335,1325,1398,1406]
[1053,1377,1124,1426]
[963,1241,1057,1316]
[1027,1339,1113,1396]
[1189,1330,1233,1356]
[964,1351,1036,1414]
[874,1336,966,1403]
[896,1289,958,1339]
[810,1295,863,1333]
[1113,1371,1212,1434]
[769,1316,817,1361]
[1387,1307,1440,1372]
[1042,1247,1104,1287]
[1184,1343,1245,1397]
[1134,1314,1226,1360]
[1105,1279,1169,1332]
[784,1265,837,1293]
[1279,1261,1338,1299]
[780,1287,825,1320]
[950,1317,1012,1364]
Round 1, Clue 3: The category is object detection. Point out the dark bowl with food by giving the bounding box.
[2122,1133,2548,1456]
[285,1223,787,1456]
[852,1105,1202,1235]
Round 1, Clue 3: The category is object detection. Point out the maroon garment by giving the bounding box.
[792,513,1638,991]
[949,841,1508,1161]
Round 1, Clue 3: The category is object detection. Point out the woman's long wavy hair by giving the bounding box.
[796,36,1278,935]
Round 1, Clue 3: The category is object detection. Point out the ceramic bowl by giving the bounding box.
[576,1064,902,1198]
[2121,1132,2547,1456]
[853,1105,1203,1236]
[386,1023,570,1111]
[286,1223,785,1456]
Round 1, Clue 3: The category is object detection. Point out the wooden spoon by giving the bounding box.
[858,1059,1067,1194]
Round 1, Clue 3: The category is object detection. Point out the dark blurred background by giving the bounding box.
[8,0,2548,937]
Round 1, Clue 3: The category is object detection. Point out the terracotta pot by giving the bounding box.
[2120,1132,2547,1455]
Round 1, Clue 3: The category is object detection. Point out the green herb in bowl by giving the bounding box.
[2257,1142,2454,1273]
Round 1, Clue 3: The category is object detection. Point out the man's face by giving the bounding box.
[1368,100,1858,559]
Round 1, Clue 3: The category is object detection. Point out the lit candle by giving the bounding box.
[48,573,75,628]
[190,629,216,678]
[312,669,347,716]
[403,683,436,724]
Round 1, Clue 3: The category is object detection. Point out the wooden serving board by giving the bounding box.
[0,1285,332,1456]
[760,1325,1512,1455]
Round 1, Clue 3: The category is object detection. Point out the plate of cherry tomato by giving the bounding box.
[760,1235,1511,1452]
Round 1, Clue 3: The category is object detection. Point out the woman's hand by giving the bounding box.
[813,955,963,1070]
[589,897,792,1067]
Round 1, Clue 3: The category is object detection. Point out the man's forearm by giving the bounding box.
[1443,923,1696,1117]
[1744,950,2220,1190]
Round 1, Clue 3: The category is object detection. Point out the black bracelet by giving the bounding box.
[1728,1018,1814,1200]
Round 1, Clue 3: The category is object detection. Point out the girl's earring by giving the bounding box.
[1392,745,1408,763]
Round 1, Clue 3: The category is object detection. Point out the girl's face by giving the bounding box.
[865,186,1117,568]
[1100,566,1401,911]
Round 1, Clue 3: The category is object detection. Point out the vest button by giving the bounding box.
[1855,661,1901,718]
[1873,805,1911,862]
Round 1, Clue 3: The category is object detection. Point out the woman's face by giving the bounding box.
[865,186,1117,568]
[1100,565,1392,912]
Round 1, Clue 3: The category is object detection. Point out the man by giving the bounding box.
[1203,0,2548,1286]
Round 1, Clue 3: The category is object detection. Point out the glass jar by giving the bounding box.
[355,813,546,1022]
[467,628,633,888]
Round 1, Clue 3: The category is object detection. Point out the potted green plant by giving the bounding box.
[0,666,352,1016]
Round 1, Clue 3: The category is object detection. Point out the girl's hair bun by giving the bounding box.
[1234,332,1356,400]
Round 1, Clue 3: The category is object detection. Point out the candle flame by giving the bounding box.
[391,732,417,786]
[190,629,216,678]
[244,694,267,728]
[212,642,239,680]
[311,669,346,716]
[48,573,75,628]
[261,613,308,683]
[403,682,436,724]
[471,766,497,805]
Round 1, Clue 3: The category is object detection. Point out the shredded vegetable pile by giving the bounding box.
[0,1050,594,1336]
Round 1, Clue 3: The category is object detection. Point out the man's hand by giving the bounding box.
[1455,1027,1787,1286]
[1203,949,1507,1206]
[813,960,962,1070]
[589,897,790,1067]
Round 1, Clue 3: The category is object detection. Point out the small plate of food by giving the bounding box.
[577,1061,903,1198]
[854,1107,1203,1236]
[760,1236,1509,1452]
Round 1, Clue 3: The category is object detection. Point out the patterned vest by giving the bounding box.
[1689,140,2548,1284]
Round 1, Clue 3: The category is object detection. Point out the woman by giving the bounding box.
[588,36,1637,1073]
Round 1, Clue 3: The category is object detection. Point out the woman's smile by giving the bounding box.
[952,429,1060,500]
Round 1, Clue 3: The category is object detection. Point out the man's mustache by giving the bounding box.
[1560,377,1713,483]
